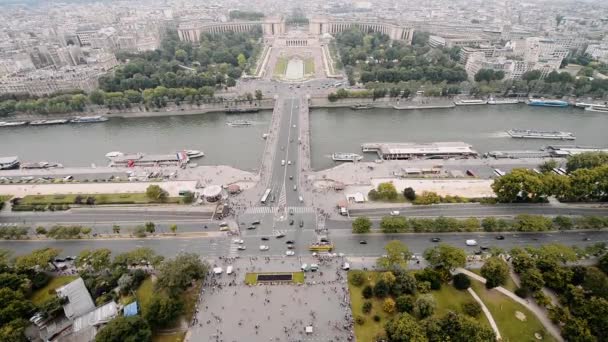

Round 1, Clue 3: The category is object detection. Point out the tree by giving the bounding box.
[237,53,247,68]
[391,270,417,296]
[380,216,408,233]
[174,49,187,62]
[89,90,105,105]
[599,252,608,275]
[562,317,596,342]
[82,227,92,236]
[144,222,156,234]
[424,244,466,274]
[480,257,509,288]
[352,217,372,234]
[76,249,112,272]
[539,159,559,173]
[492,168,547,203]
[513,214,553,232]
[0,288,33,326]
[403,187,416,201]
[384,313,427,342]
[14,248,60,270]
[395,295,415,313]
[413,294,436,318]
[373,279,390,298]
[582,267,608,299]
[145,185,168,202]
[566,152,608,172]
[0,318,28,342]
[35,227,47,235]
[553,215,573,230]
[377,240,411,270]
[520,267,544,292]
[377,182,398,200]
[362,285,373,299]
[156,253,208,295]
[453,273,471,290]
[112,225,121,234]
[144,293,184,328]
[114,248,164,267]
[349,270,366,287]
[462,300,482,317]
[95,316,152,342]
[413,191,442,205]
[254,89,263,100]
[383,297,396,314]
[169,224,177,234]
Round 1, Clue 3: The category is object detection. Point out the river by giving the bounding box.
[310,104,608,170]
[0,111,272,171]
[2,104,607,171]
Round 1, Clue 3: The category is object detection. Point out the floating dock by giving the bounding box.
[362,142,478,160]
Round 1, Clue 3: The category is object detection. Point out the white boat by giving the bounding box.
[184,150,204,158]
[575,102,607,109]
[454,99,487,105]
[227,120,252,127]
[488,97,519,105]
[30,119,69,125]
[507,129,575,140]
[70,116,108,123]
[332,153,363,162]
[585,105,608,113]
[0,121,28,127]
[105,151,124,158]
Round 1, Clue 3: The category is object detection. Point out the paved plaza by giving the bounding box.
[187,257,354,342]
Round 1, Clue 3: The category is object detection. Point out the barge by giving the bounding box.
[225,108,260,114]
[70,116,108,123]
[454,99,487,106]
[30,119,69,126]
[362,142,478,160]
[108,152,189,167]
[506,129,575,140]
[332,153,363,162]
[350,104,374,110]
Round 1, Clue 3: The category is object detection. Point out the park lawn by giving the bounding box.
[181,280,202,322]
[20,193,181,205]
[470,268,519,293]
[30,275,77,305]
[431,284,490,327]
[348,276,392,342]
[152,332,186,342]
[304,58,315,75]
[135,277,155,316]
[470,281,556,342]
[369,194,408,203]
[274,57,288,76]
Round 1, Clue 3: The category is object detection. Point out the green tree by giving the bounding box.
[403,187,416,201]
[145,185,168,202]
[480,257,509,288]
[385,313,427,342]
[566,152,608,172]
[553,215,573,230]
[352,217,372,234]
[377,182,398,200]
[144,222,156,234]
[89,90,105,105]
[349,270,366,287]
[562,317,595,342]
[0,318,28,342]
[380,216,408,233]
[112,225,121,234]
[35,226,47,235]
[156,253,208,295]
[76,248,112,272]
[383,297,396,314]
[453,273,471,290]
[169,224,177,234]
[144,294,184,328]
[0,288,33,326]
[492,168,547,202]
[14,248,60,270]
[462,301,482,317]
[377,240,411,270]
[424,244,466,274]
[95,316,152,342]
[539,159,559,173]
[413,191,441,205]
[513,214,553,232]
[395,295,415,313]
[254,89,263,100]
[113,248,164,267]
[413,294,436,318]
[174,49,188,62]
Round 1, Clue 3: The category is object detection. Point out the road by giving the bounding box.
[345,203,608,220]
[1,229,605,259]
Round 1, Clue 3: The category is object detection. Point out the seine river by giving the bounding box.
[1,104,607,171]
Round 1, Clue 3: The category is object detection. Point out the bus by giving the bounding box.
[260,188,271,204]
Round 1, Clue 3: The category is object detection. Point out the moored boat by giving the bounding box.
[105,151,124,158]
[227,120,252,127]
[454,99,487,105]
[332,153,363,162]
[30,119,69,125]
[350,104,374,110]
[527,99,569,107]
[0,156,19,170]
[70,116,108,123]
[184,150,204,158]
[585,105,608,113]
[488,97,519,105]
[225,108,260,114]
[0,121,28,127]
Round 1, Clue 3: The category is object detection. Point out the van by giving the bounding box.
[226,265,233,275]
[390,210,400,216]
[341,262,350,270]
[310,264,319,271]
[339,207,348,216]
[465,239,478,246]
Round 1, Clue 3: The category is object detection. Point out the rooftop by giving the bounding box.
[56,278,95,320]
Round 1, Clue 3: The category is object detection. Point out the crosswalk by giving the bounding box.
[285,206,315,214]
[277,185,287,207]
[244,207,274,215]
[227,243,240,257]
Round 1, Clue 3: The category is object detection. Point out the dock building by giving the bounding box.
[362,142,478,160]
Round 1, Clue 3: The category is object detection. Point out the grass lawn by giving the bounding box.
[0,195,12,202]
[181,280,202,322]
[431,284,489,327]
[30,275,77,305]
[244,272,304,285]
[152,332,186,342]
[135,277,155,316]
[369,194,408,203]
[274,57,288,76]
[304,58,315,75]
[470,268,519,293]
[470,281,556,342]
[20,193,181,206]
[348,274,391,342]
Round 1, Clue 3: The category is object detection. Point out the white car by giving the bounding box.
[285,250,295,256]
[259,245,269,251]
[237,245,246,251]
[288,160,292,165]
[390,210,400,216]
[232,239,244,244]
[281,160,285,166]
[465,239,478,246]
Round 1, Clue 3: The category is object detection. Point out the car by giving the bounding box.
[299,220,304,228]
[583,237,591,241]
[474,250,483,255]
[465,239,478,246]
[246,226,256,230]
[293,185,297,191]
[289,175,293,180]
[288,160,292,165]
[232,239,244,244]
[219,222,228,227]
[261,237,269,241]
[292,124,296,128]
[495,235,505,240]
[289,209,294,215]
[285,250,295,256]
[276,233,285,238]
[219,226,229,231]
[281,160,285,166]
[480,245,490,250]
[341,262,350,270]
[237,245,246,251]
[287,244,295,249]
[431,237,441,242]
[259,245,269,251]
[390,210,400,216]
[359,240,367,244]
[251,220,261,225]
[289,219,294,225]
[286,240,295,244]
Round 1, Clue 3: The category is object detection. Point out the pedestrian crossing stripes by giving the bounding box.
[244,207,274,215]
[285,206,315,214]
[227,244,239,257]
[277,185,287,207]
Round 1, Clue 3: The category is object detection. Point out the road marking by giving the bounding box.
[285,206,315,214]
[244,207,274,215]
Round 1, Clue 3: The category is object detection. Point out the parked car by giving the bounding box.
[431,237,441,242]
[390,210,400,216]
[359,240,367,245]
[495,235,505,240]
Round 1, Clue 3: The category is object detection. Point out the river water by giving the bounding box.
[1,104,607,171]
[310,104,608,170]
[0,111,272,170]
